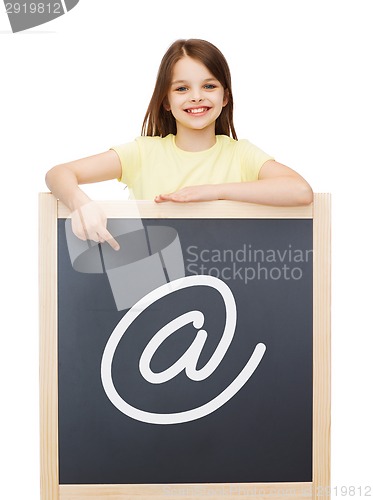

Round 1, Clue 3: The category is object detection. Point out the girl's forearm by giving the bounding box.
[45,165,91,211]
[217,177,313,206]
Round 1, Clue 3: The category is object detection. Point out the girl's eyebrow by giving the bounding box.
[171,78,219,85]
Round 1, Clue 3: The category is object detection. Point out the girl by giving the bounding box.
[46,39,313,250]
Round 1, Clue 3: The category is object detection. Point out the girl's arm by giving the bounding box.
[45,150,122,249]
[154,160,313,206]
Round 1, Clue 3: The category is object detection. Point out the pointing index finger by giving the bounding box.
[101,228,120,251]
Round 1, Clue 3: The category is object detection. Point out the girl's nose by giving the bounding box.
[190,93,203,102]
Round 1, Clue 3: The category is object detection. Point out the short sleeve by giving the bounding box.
[110,140,141,186]
[238,140,274,182]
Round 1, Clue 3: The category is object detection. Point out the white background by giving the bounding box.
[1,0,372,498]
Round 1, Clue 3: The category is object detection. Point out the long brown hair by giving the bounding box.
[141,39,237,140]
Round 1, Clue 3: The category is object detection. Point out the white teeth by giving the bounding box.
[187,107,208,114]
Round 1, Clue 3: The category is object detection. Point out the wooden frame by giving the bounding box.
[39,193,331,500]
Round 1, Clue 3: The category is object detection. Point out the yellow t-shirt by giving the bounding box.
[110,134,274,200]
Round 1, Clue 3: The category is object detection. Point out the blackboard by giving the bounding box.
[39,196,331,499]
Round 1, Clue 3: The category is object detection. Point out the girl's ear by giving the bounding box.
[163,98,171,111]
[223,89,229,107]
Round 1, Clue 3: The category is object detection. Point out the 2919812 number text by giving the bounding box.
[5,3,62,14]
[316,485,372,497]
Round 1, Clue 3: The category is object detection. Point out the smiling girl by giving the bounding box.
[46,39,313,249]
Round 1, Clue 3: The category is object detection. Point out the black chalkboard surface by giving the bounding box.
[58,217,313,485]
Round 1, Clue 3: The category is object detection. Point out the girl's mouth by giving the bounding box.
[184,107,211,115]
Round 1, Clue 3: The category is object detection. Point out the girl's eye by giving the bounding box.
[204,84,217,89]
[175,86,188,92]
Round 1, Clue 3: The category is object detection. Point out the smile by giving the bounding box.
[184,107,211,114]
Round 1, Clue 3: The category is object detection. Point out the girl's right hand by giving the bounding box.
[71,201,120,251]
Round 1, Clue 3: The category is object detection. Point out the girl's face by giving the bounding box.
[165,56,228,135]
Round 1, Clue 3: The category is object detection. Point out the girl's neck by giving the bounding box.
[174,127,217,152]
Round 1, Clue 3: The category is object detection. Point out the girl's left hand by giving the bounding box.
[155,184,220,203]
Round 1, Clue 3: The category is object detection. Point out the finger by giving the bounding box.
[166,193,185,203]
[72,215,89,241]
[81,225,102,243]
[100,228,120,251]
[76,206,91,241]
[155,194,170,203]
[72,224,89,241]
